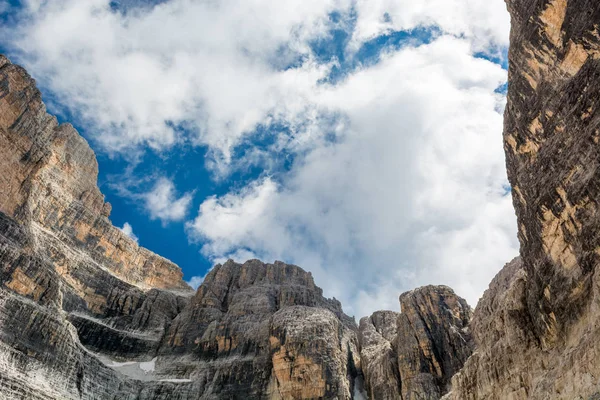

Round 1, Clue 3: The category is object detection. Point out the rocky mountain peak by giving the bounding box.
[359,285,474,400]
[399,285,472,329]
[198,259,313,300]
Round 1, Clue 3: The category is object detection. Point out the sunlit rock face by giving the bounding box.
[159,259,364,399]
[0,60,367,399]
[0,55,188,294]
[358,286,474,400]
[450,0,600,398]
[0,54,194,398]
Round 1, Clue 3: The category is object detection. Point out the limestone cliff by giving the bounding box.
[0,55,367,399]
[358,286,474,400]
[0,54,188,294]
[157,259,364,399]
[449,0,600,398]
[6,0,600,395]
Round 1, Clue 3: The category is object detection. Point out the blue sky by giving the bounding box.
[0,0,515,316]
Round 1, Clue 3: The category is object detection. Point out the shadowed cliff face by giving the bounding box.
[358,286,474,400]
[504,0,600,349]
[450,0,600,398]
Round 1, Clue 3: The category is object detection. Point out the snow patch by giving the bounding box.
[139,357,156,373]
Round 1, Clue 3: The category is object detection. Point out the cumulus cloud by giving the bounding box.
[4,0,346,162]
[350,0,510,52]
[119,222,139,243]
[5,0,508,165]
[4,0,517,317]
[188,37,518,317]
[145,178,193,224]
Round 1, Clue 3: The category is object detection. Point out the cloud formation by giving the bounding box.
[350,0,509,52]
[6,0,346,162]
[187,37,517,316]
[5,0,508,163]
[119,222,139,243]
[145,178,193,224]
[3,0,517,316]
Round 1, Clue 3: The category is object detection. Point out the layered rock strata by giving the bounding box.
[450,0,600,398]
[157,259,364,399]
[0,55,367,399]
[359,286,474,400]
[0,54,187,293]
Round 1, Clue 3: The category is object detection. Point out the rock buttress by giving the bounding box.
[359,286,473,400]
[451,0,600,398]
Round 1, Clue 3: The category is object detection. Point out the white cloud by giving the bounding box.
[188,37,518,317]
[145,178,193,224]
[186,275,205,290]
[119,222,139,243]
[350,0,510,52]
[187,179,279,254]
[6,0,347,161]
[4,0,516,317]
[6,0,507,165]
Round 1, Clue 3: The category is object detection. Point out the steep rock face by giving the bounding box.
[359,286,473,400]
[395,286,473,399]
[359,311,402,400]
[450,258,534,399]
[161,259,363,399]
[0,59,366,399]
[451,0,600,398]
[0,54,187,292]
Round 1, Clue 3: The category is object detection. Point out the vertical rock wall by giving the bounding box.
[358,286,474,400]
[450,0,600,398]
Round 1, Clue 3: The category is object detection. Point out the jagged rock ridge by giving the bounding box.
[0,55,367,399]
[359,286,474,400]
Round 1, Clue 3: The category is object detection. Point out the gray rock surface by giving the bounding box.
[359,311,402,400]
[449,0,600,397]
[0,54,367,399]
[358,286,474,400]
[159,259,364,399]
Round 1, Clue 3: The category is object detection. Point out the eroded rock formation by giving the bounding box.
[157,259,363,399]
[4,0,600,396]
[359,286,474,400]
[449,0,600,398]
[0,55,366,399]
